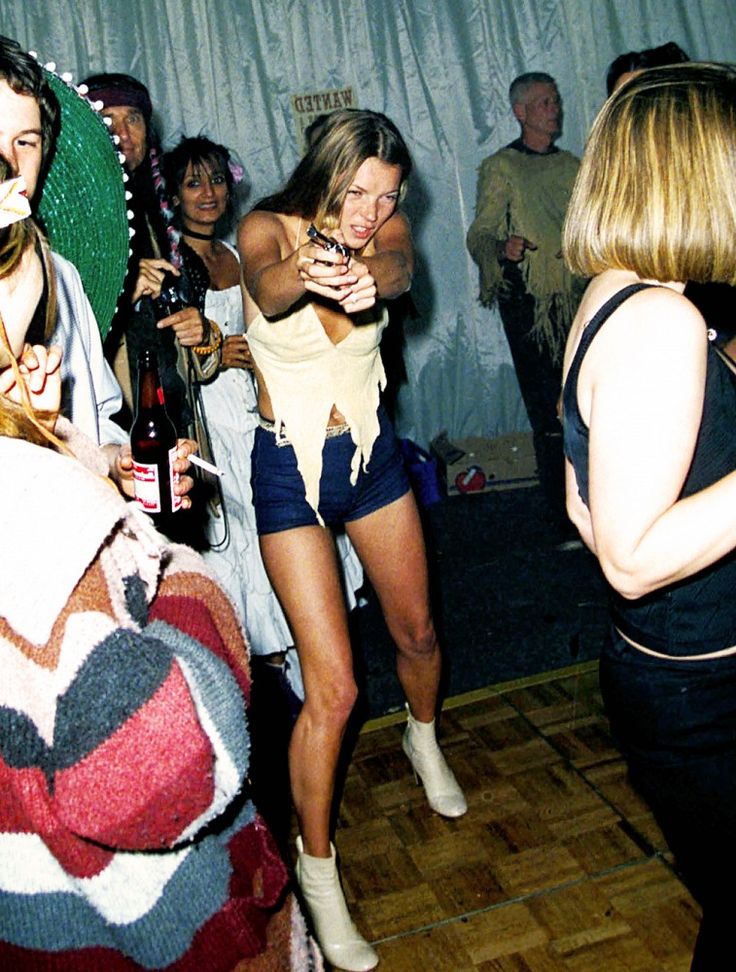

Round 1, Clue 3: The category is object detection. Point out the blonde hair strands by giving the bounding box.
[563,63,736,286]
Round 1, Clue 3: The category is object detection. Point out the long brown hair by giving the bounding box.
[255,109,411,230]
[0,159,60,447]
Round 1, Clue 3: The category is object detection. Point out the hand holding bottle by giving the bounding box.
[110,439,197,505]
[130,349,184,519]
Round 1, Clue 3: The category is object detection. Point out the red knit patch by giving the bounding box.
[149,592,225,654]
[0,816,293,969]
[227,815,288,909]
[166,820,291,968]
[53,663,215,849]
[0,942,137,971]
[0,758,112,878]
[150,592,251,700]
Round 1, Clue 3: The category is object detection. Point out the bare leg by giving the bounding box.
[347,491,466,818]
[260,525,380,970]
[346,491,440,721]
[259,525,355,858]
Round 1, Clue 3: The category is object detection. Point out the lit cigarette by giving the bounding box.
[187,453,225,478]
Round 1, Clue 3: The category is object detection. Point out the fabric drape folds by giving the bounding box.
[6,0,735,445]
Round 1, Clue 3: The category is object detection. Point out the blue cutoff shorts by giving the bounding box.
[251,406,410,535]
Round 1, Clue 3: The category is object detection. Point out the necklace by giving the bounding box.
[183,228,216,241]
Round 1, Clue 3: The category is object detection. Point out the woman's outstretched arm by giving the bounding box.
[361,211,414,299]
[239,210,356,317]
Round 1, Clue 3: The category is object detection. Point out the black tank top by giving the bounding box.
[562,284,736,655]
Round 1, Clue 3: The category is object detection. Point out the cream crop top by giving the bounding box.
[247,300,389,522]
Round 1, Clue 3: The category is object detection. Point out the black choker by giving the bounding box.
[183,229,216,241]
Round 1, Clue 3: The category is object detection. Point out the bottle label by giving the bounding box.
[132,446,182,515]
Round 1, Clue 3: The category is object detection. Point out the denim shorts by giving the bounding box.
[251,406,410,535]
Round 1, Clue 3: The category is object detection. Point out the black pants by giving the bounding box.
[498,285,565,521]
[600,631,736,970]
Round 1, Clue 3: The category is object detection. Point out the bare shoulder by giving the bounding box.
[238,210,290,248]
[579,276,704,334]
[372,211,412,251]
[570,276,707,385]
[238,211,302,278]
[588,283,708,399]
[619,284,706,343]
[386,210,411,233]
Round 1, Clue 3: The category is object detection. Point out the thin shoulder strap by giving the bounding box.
[567,283,656,391]
[295,218,302,248]
[220,239,239,260]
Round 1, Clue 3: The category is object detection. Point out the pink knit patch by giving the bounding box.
[53,663,215,849]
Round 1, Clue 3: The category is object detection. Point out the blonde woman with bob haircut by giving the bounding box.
[239,108,466,971]
[561,63,736,970]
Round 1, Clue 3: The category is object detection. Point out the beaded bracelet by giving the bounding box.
[192,319,223,356]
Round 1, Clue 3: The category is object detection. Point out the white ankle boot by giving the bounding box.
[402,706,468,818]
[295,836,379,971]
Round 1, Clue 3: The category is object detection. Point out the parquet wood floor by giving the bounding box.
[301,663,700,971]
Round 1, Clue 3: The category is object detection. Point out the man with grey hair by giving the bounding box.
[467,71,584,531]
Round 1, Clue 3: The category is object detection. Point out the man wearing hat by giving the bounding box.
[0,35,196,500]
[82,72,220,438]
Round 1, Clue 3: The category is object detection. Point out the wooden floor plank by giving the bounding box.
[290,666,700,970]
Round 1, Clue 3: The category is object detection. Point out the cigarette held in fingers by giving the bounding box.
[187,453,225,477]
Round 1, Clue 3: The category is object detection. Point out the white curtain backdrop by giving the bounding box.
[3,0,734,445]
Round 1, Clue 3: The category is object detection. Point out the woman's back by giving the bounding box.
[563,278,736,655]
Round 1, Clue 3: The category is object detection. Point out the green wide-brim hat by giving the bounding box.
[35,64,130,341]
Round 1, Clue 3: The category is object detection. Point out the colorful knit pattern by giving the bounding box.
[0,457,300,970]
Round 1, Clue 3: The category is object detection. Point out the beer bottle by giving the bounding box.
[131,349,181,520]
